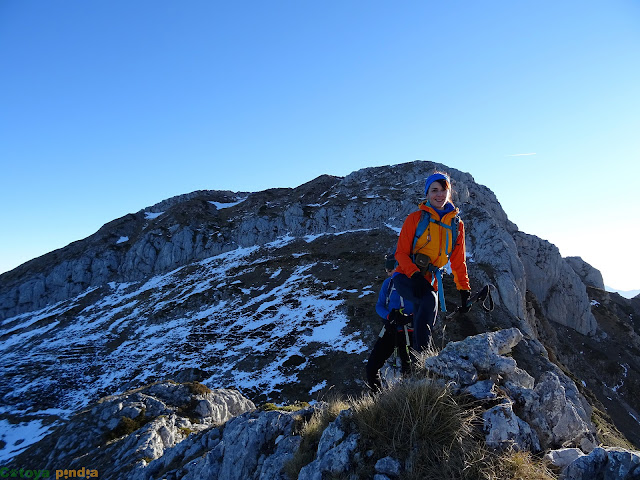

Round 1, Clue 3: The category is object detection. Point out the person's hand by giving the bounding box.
[459,290,471,313]
[397,309,413,325]
[411,272,432,297]
[387,309,401,325]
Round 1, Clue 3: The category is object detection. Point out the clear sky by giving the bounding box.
[1,1,639,292]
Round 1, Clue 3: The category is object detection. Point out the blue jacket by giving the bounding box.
[375,274,415,323]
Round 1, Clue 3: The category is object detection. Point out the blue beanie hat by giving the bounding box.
[424,173,451,196]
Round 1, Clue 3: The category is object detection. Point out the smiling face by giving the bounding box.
[427,180,450,209]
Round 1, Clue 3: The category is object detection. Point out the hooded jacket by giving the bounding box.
[395,202,470,291]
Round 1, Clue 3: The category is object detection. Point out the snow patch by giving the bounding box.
[309,380,327,395]
[0,418,56,462]
[269,268,282,279]
[384,223,401,234]
[209,197,247,209]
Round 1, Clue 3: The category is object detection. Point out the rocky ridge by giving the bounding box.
[1,161,639,467]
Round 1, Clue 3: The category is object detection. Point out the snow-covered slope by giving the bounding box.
[0,229,394,460]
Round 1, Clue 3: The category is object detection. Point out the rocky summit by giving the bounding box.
[1,161,639,478]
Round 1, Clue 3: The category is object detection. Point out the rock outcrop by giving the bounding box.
[12,330,640,480]
[424,328,596,451]
[515,233,597,336]
[565,256,606,290]
[547,447,640,480]
[12,382,254,476]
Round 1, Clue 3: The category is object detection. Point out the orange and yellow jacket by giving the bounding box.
[395,202,470,292]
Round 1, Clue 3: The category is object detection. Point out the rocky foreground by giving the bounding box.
[12,328,640,480]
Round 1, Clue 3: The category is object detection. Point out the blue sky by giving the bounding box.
[1,1,639,291]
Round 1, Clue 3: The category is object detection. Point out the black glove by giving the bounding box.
[387,309,401,326]
[411,272,432,298]
[459,290,471,313]
[397,309,413,325]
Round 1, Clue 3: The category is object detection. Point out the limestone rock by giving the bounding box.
[423,328,596,451]
[12,381,255,478]
[561,447,640,480]
[565,256,605,290]
[544,448,585,470]
[424,328,525,385]
[298,409,360,480]
[483,402,541,452]
[375,456,402,476]
[515,232,597,336]
[520,371,596,451]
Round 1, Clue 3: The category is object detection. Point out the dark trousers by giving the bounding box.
[391,274,438,351]
[366,326,413,392]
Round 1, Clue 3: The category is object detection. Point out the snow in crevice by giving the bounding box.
[209,197,248,209]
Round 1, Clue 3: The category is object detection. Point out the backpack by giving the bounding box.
[411,210,460,260]
[384,278,404,310]
[410,210,461,312]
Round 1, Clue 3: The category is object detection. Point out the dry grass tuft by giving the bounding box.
[351,378,485,480]
[486,450,557,480]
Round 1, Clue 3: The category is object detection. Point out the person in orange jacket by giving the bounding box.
[393,171,471,352]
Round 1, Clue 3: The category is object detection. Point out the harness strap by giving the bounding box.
[412,211,432,253]
[410,210,460,314]
[428,265,447,312]
[429,217,457,258]
[413,211,459,258]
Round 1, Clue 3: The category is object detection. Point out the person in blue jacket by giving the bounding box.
[365,253,415,393]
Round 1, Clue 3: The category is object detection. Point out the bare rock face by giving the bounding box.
[565,256,606,290]
[514,232,597,336]
[463,206,528,322]
[519,371,596,451]
[423,328,597,451]
[483,403,541,452]
[561,447,640,480]
[424,328,528,385]
[11,381,255,477]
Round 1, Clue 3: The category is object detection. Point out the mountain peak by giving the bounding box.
[1,161,639,466]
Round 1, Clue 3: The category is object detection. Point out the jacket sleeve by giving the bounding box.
[395,211,421,278]
[450,219,471,291]
[375,278,392,320]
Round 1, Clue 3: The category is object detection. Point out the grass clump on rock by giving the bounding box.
[185,381,212,395]
[352,379,485,479]
[286,376,557,480]
[260,401,311,412]
[105,408,151,442]
[284,395,350,478]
